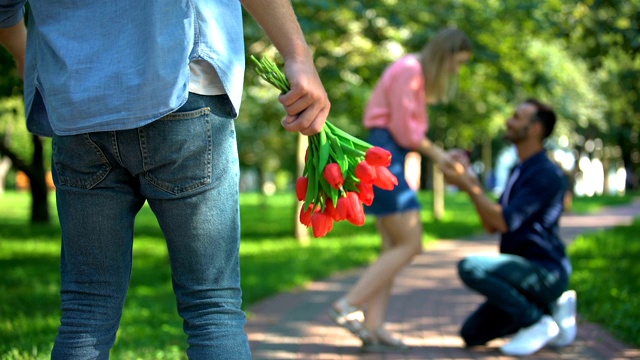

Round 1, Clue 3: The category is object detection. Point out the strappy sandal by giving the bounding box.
[328,298,371,341]
[361,327,409,353]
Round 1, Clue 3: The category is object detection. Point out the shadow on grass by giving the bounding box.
[2,191,635,358]
[0,217,189,358]
[0,190,484,359]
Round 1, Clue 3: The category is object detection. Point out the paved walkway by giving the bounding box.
[245,199,640,359]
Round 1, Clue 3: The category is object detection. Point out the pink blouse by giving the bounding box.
[362,54,429,150]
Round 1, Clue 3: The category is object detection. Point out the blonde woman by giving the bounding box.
[329,28,472,352]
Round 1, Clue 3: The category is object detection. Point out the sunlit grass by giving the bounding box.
[567,192,636,214]
[568,218,640,347]
[0,190,635,358]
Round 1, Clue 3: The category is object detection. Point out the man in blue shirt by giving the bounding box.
[0,1,330,359]
[442,99,576,356]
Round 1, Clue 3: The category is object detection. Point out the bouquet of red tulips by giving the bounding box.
[251,56,398,237]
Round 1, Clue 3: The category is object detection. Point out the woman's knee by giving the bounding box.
[409,236,423,256]
[387,237,422,264]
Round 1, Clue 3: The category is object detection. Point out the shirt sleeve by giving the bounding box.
[385,63,428,150]
[0,1,25,27]
[502,165,565,232]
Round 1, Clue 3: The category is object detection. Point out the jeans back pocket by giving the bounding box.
[53,134,111,189]
[139,107,214,195]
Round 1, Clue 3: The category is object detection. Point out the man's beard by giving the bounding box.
[504,125,529,144]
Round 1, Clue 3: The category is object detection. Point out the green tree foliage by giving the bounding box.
[1,0,638,198]
[239,0,625,181]
[555,0,640,186]
[0,45,22,97]
[0,13,51,223]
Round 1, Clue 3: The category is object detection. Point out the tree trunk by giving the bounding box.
[482,137,492,188]
[0,156,11,195]
[29,135,50,223]
[0,132,12,195]
[432,163,444,221]
[294,133,309,244]
[0,134,51,223]
[602,154,611,195]
[618,125,639,191]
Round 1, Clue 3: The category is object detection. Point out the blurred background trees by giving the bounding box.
[1,0,638,223]
[238,0,639,197]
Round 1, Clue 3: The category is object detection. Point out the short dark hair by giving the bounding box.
[524,98,556,139]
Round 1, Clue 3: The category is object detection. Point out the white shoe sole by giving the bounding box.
[549,290,577,347]
[500,315,560,356]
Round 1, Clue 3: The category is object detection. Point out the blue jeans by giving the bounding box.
[50,93,250,359]
[458,253,567,346]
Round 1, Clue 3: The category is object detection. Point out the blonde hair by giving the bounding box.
[419,28,472,103]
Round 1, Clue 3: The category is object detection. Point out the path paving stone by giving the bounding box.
[245,199,640,359]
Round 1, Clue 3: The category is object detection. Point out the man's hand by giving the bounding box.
[441,161,473,191]
[241,0,330,136]
[279,58,330,136]
[448,149,470,167]
[442,160,507,234]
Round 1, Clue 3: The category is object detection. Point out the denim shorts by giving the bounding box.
[364,128,421,216]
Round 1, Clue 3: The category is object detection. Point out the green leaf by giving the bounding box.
[318,176,334,199]
[304,154,318,210]
[325,128,347,173]
[318,130,330,170]
[326,121,372,151]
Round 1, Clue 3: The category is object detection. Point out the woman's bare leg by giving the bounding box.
[336,210,423,311]
[362,222,394,330]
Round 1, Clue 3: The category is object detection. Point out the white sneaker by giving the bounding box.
[548,290,577,347]
[500,315,560,356]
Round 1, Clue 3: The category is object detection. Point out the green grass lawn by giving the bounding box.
[568,218,640,348]
[0,190,636,358]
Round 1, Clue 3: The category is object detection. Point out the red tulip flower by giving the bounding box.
[365,146,392,167]
[355,161,376,184]
[296,176,308,201]
[337,192,361,222]
[336,194,355,220]
[323,163,344,189]
[372,166,398,190]
[311,212,334,237]
[345,192,365,226]
[324,198,341,221]
[348,206,366,226]
[356,181,374,206]
[254,57,401,236]
[299,204,315,227]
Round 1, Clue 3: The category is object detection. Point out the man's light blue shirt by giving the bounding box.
[0,1,245,136]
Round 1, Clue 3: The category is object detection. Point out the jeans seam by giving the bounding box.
[53,134,111,189]
[160,107,210,120]
[110,131,126,168]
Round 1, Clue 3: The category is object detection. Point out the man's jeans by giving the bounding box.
[50,94,250,359]
[458,253,567,346]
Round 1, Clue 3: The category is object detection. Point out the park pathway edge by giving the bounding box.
[245,199,640,360]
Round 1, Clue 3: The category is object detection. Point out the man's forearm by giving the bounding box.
[417,137,451,165]
[240,0,311,61]
[464,183,508,233]
[240,0,329,136]
[0,18,26,78]
[441,156,508,233]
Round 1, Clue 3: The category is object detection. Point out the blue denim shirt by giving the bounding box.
[0,1,245,136]
[499,150,571,277]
